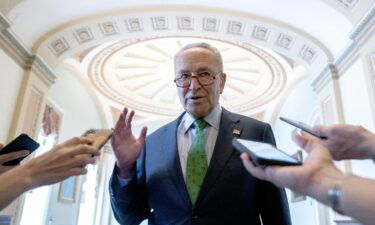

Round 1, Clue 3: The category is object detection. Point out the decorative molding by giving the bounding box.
[73,27,94,44]
[99,21,119,36]
[276,33,294,49]
[299,45,317,64]
[0,12,11,30]
[125,18,143,32]
[0,28,57,85]
[151,16,169,30]
[203,17,220,32]
[49,37,70,56]
[252,25,270,41]
[177,16,193,30]
[311,63,336,93]
[349,4,375,40]
[227,21,244,35]
[28,55,57,86]
[333,41,357,72]
[370,52,375,95]
[337,0,359,8]
[1,29,31,62]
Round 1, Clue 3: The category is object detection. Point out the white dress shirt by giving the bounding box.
[177,104,222,181]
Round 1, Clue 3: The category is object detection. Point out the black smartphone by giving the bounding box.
[280,117,325,138]
[233,138,302,166]
[0,134,40,166]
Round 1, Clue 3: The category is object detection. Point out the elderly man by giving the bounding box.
[109,43,291,225]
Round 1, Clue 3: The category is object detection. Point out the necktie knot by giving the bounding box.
[194,119,206,131]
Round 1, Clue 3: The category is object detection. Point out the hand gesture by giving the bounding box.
[0,144,29,174]
[313,124,375,160]
[111,108,147,178]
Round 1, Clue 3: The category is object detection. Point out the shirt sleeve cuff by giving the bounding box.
[114,165,134,187]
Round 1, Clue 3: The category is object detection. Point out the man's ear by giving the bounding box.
[219,73,226,94]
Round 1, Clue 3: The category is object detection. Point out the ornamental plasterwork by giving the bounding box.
[88,36,287,116]
[125,18,143,32]
[337,0,358,8]
[253,26,270,41]
[178,17,194,30]
[203,18,220,32]
[73,27,94,44]
[276,33,294,49]
[152,17,169,30]
[370,53,375,94]
[99,21,119,36]
[300,45,317,64]
[49,37,70,56]
[228,21,244,35]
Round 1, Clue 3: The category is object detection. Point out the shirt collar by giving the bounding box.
[183,104,222,133]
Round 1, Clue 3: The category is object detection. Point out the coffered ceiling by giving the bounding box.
[1,0,373,126]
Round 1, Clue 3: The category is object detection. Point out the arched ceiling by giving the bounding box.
[2,0,373,125]
[88,37,288,117]
[8,0,353,57]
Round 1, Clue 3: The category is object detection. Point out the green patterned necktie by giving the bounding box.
[186,119,208,205]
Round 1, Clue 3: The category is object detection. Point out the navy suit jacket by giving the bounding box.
[109,109,292,225]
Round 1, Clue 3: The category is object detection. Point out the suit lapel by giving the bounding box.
[163,114,192,209]
[195,109,241,207]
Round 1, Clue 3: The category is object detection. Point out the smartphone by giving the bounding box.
[280,117,325,138]
[82,129,112,150]
[233,138,302,166]
[0,134,40,166]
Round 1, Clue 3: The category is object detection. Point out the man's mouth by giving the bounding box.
[188,96,204,100]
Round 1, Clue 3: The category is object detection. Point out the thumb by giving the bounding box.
[0,150,30,164]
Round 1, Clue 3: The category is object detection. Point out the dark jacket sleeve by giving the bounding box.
[108,145,150,225]
[259,124,292,225]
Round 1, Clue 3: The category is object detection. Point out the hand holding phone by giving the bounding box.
[0,134,40,166]
[82,129,112,150]
[233,138,302,166]
[280,117,325,139]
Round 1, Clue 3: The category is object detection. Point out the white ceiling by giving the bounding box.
[2,0,374,125]
[8,0,353,56]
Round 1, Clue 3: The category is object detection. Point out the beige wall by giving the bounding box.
[0,48,23,143]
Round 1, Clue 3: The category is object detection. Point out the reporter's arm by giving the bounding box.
[241,133,375,225]
[0,137,99,211]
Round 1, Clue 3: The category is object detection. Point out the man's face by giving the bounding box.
[174,48,226,119]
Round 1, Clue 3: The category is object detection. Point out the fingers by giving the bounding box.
[114,108,127,132]
[138,127,147,143]
[65,144,100,158]
[57,137,92,149]
[71,154,96,167]
[126,110,135,130]
[0,144,4,150]
[240,153,268,181]
[312,125,327,138]
[0,150,30,163]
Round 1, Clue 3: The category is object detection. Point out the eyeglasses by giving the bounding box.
[174,71,222,88]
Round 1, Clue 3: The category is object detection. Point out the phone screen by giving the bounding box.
[233,138,301,166]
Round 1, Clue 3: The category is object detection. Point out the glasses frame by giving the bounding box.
[174,71,222,88]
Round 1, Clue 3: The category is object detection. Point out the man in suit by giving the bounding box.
[109,42,292,225]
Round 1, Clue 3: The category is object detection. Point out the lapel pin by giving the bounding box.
[233,129,241,137]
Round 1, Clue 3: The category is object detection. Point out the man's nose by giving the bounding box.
[189,76,201,89]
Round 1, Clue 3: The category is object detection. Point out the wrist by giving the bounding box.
[307,165,345,205]
[116,161,135,179]
[11,165,35,191]
[328,185,344,214]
